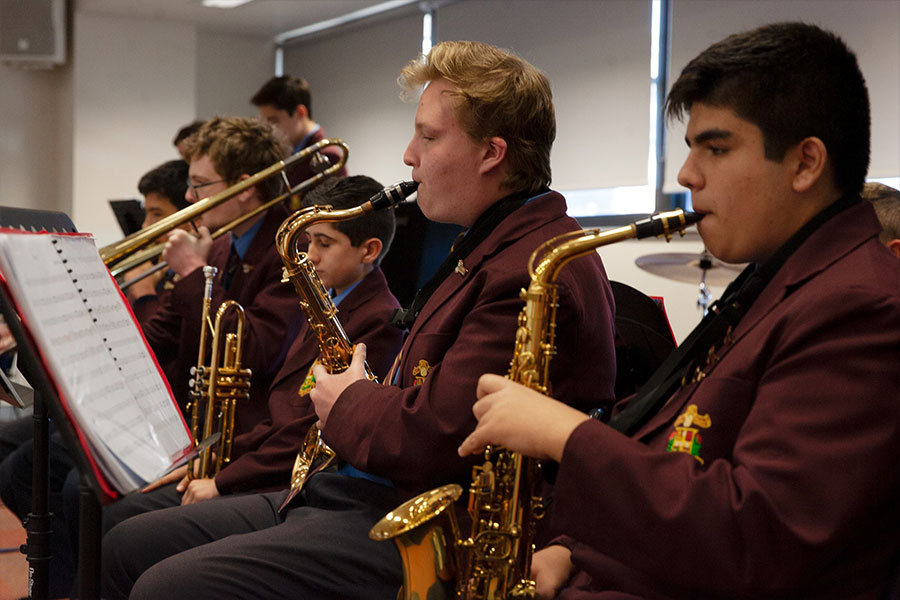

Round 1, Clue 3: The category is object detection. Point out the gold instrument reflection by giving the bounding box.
[186,266,251,479]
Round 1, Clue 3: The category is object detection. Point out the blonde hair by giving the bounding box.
[182,116,290,201]
[399,41,555,195]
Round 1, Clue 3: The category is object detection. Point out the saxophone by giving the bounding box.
[275,181,418,508]
[369,209,702,599]
[187,266,251,479]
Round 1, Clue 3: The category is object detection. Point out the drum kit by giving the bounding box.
[635,250,744,314]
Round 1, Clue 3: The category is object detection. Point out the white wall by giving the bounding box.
[0,61,69,213]
[197,29,273,120]
[70,14,273,246]
[71,12,197,245]
[439,0,652,191]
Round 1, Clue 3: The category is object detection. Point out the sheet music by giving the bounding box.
[0,231,191,493]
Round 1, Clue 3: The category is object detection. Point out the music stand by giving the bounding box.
[0,206,103,600]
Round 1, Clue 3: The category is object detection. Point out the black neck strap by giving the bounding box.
[390,188,543,330]
[609,193,859,436]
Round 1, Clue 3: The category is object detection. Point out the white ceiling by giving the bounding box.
[75,0,398,38]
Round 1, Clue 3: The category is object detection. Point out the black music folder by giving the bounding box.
[109,198,144,236]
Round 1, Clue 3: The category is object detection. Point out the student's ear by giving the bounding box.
[359,238,383,265]
[233,174,256,205]
[791,136,828,193]
[887,238,900,259]
[478,136,508,176]
[293,104,308,121]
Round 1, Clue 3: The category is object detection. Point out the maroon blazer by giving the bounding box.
[550,199,900,599]
[130,275,170,325]
[140,203,304,437]
[131,271,176,374]
[324,191,617,497]
[214,267,403,494]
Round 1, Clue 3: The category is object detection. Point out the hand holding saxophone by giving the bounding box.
[309,342,368,428]
[530,545,577,600]
[458,373,590,463]
[163,226,214,277]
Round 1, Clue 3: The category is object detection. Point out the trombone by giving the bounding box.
[99,138,349,287]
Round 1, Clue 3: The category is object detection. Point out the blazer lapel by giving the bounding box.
[404,191,566,342]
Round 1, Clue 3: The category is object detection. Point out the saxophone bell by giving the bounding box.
[369,484,463,599]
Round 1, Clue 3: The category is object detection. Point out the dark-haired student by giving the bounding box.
[461,22,900,600]
[123,158,192,325]
[102,40,617,600]
[251,74,348,187]
[173,120,205,160]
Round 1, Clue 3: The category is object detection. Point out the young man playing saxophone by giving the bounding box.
[102,41,618,600]
[460,22,900,599]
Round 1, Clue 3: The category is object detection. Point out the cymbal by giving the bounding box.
[635,252,744,286]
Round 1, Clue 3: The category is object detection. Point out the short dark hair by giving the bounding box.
[667,22,870,195]
[251,75,313,119]
[138,159,190,211]
[173,120,205,147]
[301,176,396,267]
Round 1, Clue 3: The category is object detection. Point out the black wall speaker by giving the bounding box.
[0,0,66,68]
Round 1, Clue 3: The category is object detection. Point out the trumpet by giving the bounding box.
[370,209,702,599]
[100,138,349,286]
[187,266,251,479]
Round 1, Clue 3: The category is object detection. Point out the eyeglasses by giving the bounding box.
[186,178,228,198]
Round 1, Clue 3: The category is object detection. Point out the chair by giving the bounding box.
[610,280,677,401]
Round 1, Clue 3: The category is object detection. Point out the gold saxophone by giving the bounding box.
[369,209,702,599]
[275,181,419,507]
[187,266,251,479]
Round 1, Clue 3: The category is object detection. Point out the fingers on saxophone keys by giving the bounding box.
[458,432,485,457]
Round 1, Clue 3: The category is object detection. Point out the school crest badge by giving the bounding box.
[666,404,711,464]
[412,359,432,386]
[298,360,320,396]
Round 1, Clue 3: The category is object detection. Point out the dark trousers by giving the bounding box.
[102,473,406,599]
[99,479,182,536]
[0,419,78,598]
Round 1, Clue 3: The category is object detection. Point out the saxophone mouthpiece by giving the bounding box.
[682,211,704,226]
[633,209,703,240]
[368,181,419,211]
